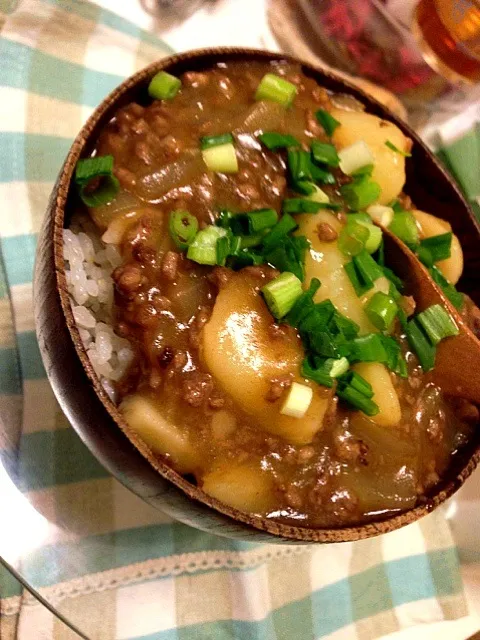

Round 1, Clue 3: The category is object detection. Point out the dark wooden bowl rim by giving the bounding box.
[50,47,480,543]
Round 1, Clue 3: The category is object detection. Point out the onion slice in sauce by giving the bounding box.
[135,150,206,202]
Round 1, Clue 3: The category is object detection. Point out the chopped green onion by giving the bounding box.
[380,335,408,378]
[385,140,411,157]
[75,155,120,207]
[310,165,336,185]
[258,132,300,150]
[397,307,409,332]
[168,210,198,249]
[416,304,459,345]
[344,261,373,297]
[388,281,401,301]
[261,214,298,252]
[364,292,398,331]
[215,209,233,228]
[346,213,371,225]
[280,382,313,418]
[298,300,335,335]
[382,266,403,291]
[429,265,463,310]
[366,204,394,227]
[338,140,375,176]
[406,319,436,372]
[351,164,374,178]
[216,235,231,266]
[389,199,404,214]
[286,278,321,327]
[305,185,330,204]
[227,250,263,269]
[202,142,238,174]
[340,177,381,210]
[417,245,434,267]
[376,238,385,266]
[264,236,307,282]
[255,73,297,107]
[261,271,303,319]
[239,234,263,249]
[325,356,350,378]
[283,198,339,214]
[148,71,181,100]
[388,210,419,248]
[315,109,340,136]
[200,133,234,150]
[288,149,312,183]
[359,221,382,254]
[338,221,370,256]
[330,309,359,339]
[338,370,374,398]
[311,141,340,167]
[301,357,334,388]
[246,208,278,233]
[354,250,384,286]
[350,333,388,363]
[186,225,227,265]
[293,181,316,196]
[337,384,379,416]
[419,232,452,263]
[308,331,341,358]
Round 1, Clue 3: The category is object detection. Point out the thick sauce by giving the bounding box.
[82,61,476,527]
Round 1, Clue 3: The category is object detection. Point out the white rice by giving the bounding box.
[63,226,134,403]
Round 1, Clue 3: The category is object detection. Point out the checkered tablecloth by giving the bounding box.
[0,0,469,638]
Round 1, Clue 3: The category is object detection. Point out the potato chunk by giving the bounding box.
[202,463,275,514]
[353,362,401,427]
[297,211,376,335]
[201,273,330,444]
[412,209,463,285]
[331,107,408,206]
[120,394,200,474]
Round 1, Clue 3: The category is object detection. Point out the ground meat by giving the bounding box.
[182,372,214,407]
[162,135,183,158]
[242,265,279,281]
[297,446,315,463]
[266,375,292,402]
[311,86,330,108]
[305,109,323,136]
[135,303,158,328]
[268,323,292,341]
[208,393,226,409]
[161,251,179,282]
[113,263,143,294]
[400,295,416,317]
[284,485,303,510]
[450,398,480,424]
[427,417,443,444]
[149,369,162,389]
[324,487,359,520]
[135,141,155,165]
[334,431,369,465]
[115,167,137,189]
[208,266,232,290]
[171,350,188,372]
[316,222,338,242]
[236,183,261,202]
[189,307,210,348]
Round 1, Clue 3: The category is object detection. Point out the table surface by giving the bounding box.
[1,0,480,638]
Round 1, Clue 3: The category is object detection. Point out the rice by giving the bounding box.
[63,226,134,403]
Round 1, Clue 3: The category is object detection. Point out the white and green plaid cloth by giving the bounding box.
[0,1,469,638]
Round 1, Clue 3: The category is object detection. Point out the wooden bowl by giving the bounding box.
[34,47,480,543]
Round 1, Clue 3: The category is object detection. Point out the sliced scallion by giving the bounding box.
[311,141,340,167]
[301,357,334,388]
[283,198,339,214]
[340,177,381,210]
[186,225,227,265]
[344,261,373,297]
[286,278,321,327]
[385,140,411,157]
[258,132,300,150]
[148,71,181,100]
[366,204,394,227]
[338,140,375,176]
[216,234,231,266]
[202,142,238,174]
[255,73,297,107]
[261,214,298,252]
[350,333,388,363]
[315,109,340,137]
[364,291,398,331]
[339,370,374,398]
[406,318,436,372]
[168,210,198,249]
[75,155,120,207]
[419,232,452,263]
[337,384,379,416]
[354,250,384,285]
[337,221,370,257]
[280,382,313,418]
[261,271,303,319]
[246,208,278,233]
[430,265,463,310]
[388,210,419,248]
[305,185,330,204]
[416,304,459,345]
[200,133,234,150]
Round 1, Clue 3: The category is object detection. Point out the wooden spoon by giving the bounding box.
[382,227,480,404]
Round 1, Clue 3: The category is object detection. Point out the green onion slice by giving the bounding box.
[75,155,119,207]
[338,370,374,398]
[364,291,398,331]
[148,71,181,100]
[337,384,379,416]
[338,222,369,257]
[406,318,436,372]
[168,210,198,249]
[429,265,463,309]
[245,208,278,233]
[261,271,303,319]
[419,232,452,263]
[258,132,300,150]
[340,177,381,211]
[350,333,388,363]
[286,278,321,327]
[416,304,459,345]
[255,73,297,107]
[186,225,227,265]
[200,133,234,150]
[283,198,340,214]
[202,142,238,174]
[315,109,340,137]
[385,140,412,157]
[344,261,373,297]
[261,214,298,252]
[388,210,419,248]
[311,141,340,167]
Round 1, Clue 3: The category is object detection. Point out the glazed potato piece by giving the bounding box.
[353,362,401,427]
[297,211,377,334]
[412,209,463,285]
[331,107,408,206]
[201,273,331,445]
[120,394,200,474]
[202,463,275,513]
